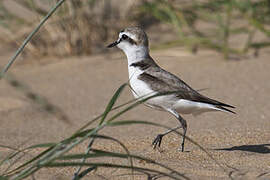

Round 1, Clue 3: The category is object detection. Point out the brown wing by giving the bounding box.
[138,66,234,109]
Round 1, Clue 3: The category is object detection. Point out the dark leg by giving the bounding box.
[178,115,187,152]
[152,109,188,152]
[152,126,182,149]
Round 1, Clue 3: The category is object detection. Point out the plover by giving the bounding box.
[107,27,235,152]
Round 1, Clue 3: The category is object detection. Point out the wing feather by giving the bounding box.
[138,65,235,110]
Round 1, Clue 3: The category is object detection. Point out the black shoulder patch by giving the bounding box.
[130,61,151,70]
[138,72,159,81]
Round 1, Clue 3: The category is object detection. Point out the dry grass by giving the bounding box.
[0,0,140,58]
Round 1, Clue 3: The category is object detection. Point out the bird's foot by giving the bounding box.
[178,146,184,152]
[177,142,185,152]
[152,134,164,149]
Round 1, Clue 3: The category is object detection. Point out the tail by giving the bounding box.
[196,95,236,114]
[191,102,235,117]
[216,105,236,114]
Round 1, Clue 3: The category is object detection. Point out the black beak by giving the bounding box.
[107,40,120,48]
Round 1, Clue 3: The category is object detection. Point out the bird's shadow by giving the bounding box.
[214,144,270,154]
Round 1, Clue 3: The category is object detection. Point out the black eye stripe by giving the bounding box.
[121,34,128,40]
[120,34,137,45]
[127,38,137,45]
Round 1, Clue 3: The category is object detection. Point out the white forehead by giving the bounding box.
[119,31,137,40]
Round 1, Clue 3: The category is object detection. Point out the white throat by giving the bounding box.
[119,44,150,66]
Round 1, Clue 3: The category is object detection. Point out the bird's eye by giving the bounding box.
[122,34,128,40]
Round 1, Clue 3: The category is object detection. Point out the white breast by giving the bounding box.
[124,47,179,110]
[128,66,153,99]
[128,66,177,110]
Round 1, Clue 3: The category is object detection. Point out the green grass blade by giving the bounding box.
[107,96,152,123]
[0,0,66,77]
[72,117,102,137]
[4,145,55,176]
[0,143,56,169]
[11,125,106,179]
[88,134,134,172]
[107,120,164,127]
[69,128,95,140]
[107,91,180,123]
[73,83,136,135]
[99,83,127,125]
[72,132,134,179]
[44,162,187,180]
[0,145,24,154]
[25,143,57,149]
[73,166,97,180]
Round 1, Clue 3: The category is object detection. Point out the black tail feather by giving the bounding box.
[218,106,236,114]
[218,102,235,109]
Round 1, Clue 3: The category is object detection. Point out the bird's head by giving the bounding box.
[107,27,149,55]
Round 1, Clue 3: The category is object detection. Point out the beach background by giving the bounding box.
[0,0,269,179]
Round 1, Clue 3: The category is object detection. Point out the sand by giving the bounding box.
[0,46,269,179]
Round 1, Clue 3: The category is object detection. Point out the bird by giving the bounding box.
[107,26,235,152]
